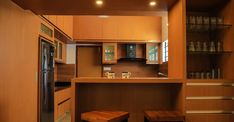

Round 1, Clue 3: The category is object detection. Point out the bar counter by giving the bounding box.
[72,77,182,84]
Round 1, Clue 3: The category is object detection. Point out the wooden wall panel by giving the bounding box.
[218,0,234,80]
[0,0,40,121]
[168,0,186,114]
[168,0,186,79]
[77,46,102,77]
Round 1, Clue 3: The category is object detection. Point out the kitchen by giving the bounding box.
[0,0,234,122]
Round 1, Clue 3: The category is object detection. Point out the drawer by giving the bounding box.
[186,114,234,122]
[57,99,71,118]
[55,87,71,104]
[186,85,234,96]
[186,99,234,110]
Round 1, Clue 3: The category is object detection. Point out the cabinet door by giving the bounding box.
[116,16,136,40]
[48,15,57,25]
[73,16,102,40]
[102,43,117,64]
[63,16,73,38]
[102,16,118,39]
[55,40,66,64]
[57,16,64,32]
[146,43,160,64]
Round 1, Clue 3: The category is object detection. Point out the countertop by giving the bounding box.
[72,77,182,84]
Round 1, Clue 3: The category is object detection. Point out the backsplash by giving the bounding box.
[103,60,159,77]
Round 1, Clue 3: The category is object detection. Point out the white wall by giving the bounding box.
[66,44,76,64]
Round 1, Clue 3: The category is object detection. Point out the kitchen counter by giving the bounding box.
[72,77,183,84]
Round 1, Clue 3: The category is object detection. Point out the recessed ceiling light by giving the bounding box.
[149,1,157,6]
[98,15,109,18]
[96,0,103,6]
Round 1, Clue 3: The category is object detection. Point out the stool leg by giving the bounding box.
[144,117,149,122]
[121,119,128,122]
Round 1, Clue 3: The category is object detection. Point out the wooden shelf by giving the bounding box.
[186,79,234,83]
[187,24,232,32]
[187,51,232,55]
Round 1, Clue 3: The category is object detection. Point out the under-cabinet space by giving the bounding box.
[75,83,183,122]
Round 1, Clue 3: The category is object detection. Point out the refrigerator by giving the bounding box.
[39,37,55,122]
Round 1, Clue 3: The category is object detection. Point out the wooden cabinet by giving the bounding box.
[56,16,64,33]
[73,16,102,40]
[55,88,71,122]
[46,15,73,39]
[40,20,54,42]
[48,15,57,25]
[102,17,118,39]
[55,39,66,63]
[186,80,234,122]
[63,16,73,38]
[146,43,160,64]
[102,43,117,64]
[73,16,162,41]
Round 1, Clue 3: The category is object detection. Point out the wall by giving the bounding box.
[168,0,186,79]
[0,0,40,121]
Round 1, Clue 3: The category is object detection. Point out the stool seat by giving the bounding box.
[81,111,129,122]
[144,111,185,122]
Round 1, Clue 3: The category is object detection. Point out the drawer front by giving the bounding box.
[186,100,234,110]
[187,86,234,96]
[57,99,71,118]
[186,82,234,122]
[55,88,71,104]
[186,114,234,122]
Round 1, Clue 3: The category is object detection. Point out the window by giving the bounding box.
[162,40,168,62]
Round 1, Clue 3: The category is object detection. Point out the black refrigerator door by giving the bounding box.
[40,39,54,122]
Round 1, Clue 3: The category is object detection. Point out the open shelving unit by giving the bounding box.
[186,0,233,80]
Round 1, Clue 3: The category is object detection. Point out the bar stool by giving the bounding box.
[81,111,130,122]
[144,111,185,122]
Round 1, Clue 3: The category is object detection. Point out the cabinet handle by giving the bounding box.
[186,110,234,114]
[186,96,234,100]
[186,83,234,87]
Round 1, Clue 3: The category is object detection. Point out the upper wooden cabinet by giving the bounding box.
[45,15,73,39]
[73,16,162,41]
[73,16,103,40]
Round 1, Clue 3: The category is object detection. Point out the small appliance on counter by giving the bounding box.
[105,72,115,79]
[122,72,131,79]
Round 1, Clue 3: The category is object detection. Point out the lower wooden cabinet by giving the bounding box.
[186,80,234,122]
[55,88,71,122]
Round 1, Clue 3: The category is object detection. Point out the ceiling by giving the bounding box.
[186,0,230,12]
[11,0,178,15]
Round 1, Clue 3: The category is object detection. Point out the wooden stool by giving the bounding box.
[81,111,130,122]
[144,111,185,122]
